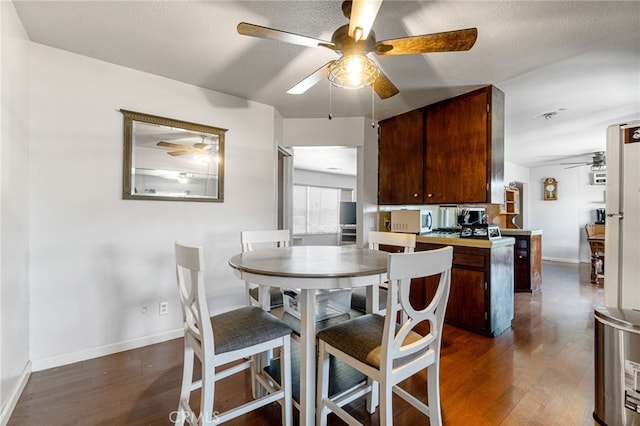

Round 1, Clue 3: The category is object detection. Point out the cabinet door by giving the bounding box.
[514,248,530,291]
[378,109,424,204]
[424,89,489,203]
[446,267,486,332]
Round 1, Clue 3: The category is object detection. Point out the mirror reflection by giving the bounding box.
[121,110,226,202]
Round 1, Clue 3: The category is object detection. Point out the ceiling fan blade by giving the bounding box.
[167,151,191,157]
[193,143,213,150]
[563,163,590,169]
[287,61,336,95]
[375,28,478,56]
[237,22,332,48]
[157,141,188,149]
[348,0,383,41]
[372,69,399,99]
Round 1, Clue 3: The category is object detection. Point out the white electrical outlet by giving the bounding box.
[159,300,168,315]
[141,306,148,315]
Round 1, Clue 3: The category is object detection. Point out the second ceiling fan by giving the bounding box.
[237,0,478,99]
[562,151,606,170]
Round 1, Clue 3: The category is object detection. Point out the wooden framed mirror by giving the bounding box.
[121,110,226,202]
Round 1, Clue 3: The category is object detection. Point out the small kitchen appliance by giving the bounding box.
[457,207,487,226]
[438,206,459,228]
[390,209,433,234]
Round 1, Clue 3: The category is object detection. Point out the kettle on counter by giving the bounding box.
[438,206,459,228]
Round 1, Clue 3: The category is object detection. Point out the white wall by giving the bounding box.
[282,117,378,247]
[529,164,605,263]
[293,169,356,190]
[28,44,278,369]
[282,117,366,147]
[505,161,530,184]
[1,1,31,422]
[361,121,379,244]
[505,159,605,263]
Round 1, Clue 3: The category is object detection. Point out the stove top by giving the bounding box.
[429,227,462,237]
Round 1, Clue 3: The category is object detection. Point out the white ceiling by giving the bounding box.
[293,146,358,176]
[13,1,640,172]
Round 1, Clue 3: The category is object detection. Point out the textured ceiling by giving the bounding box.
[13,1,640,170]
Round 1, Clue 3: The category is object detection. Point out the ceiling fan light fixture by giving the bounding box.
[328,55,379,89]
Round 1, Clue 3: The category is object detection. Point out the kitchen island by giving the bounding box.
[414,234,515,337]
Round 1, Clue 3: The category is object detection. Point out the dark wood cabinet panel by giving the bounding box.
[416,241,513,337]
[513,234,542,292]
[378,109,424,204]
[424,90,489,203]
[447,267,486,330]
[514,248,529,290]
[409,277,427,310]
[424,86,504,204]
[378,85,504,205]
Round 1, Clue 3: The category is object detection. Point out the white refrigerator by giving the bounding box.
[594,120,640,426]
[604,120,640,308]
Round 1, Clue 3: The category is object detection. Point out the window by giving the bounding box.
[293,185,343,235]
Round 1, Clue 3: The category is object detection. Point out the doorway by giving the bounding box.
[278,146,358,246]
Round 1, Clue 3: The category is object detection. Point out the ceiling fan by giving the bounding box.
[156,137,214,157]
[237,0,478,99]
[562,151,606,170]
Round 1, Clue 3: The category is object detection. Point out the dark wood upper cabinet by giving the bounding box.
[378,85,505,205]
[378,109,424,204]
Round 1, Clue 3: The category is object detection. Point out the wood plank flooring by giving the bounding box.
[9,261,602,425]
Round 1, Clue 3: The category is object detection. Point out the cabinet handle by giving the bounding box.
[518,255,524,259]
[427,193,433,198]
[414,193,419,198]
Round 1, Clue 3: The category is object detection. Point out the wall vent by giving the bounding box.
[590,171,606,185]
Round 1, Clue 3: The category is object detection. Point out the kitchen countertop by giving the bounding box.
[416,234,515,248]
[499,229,543,236]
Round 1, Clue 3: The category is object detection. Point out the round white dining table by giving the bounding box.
[228,245,388,425]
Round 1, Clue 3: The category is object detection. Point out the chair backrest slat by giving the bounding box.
[175,242,213,354]
[382,246,453,372]
[241,229,291,252]
[368,230,416,253]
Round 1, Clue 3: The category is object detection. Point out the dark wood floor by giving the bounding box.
[9,261,602,425]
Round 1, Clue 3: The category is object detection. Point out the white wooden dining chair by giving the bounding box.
[351,230,416,314]
[316,246,453,426]
[241,229,291,310]
[174,242,293,426]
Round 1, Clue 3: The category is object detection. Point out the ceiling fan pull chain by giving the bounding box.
[371,85,375,128]
[328,80,333,120]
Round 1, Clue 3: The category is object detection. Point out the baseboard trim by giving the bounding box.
[31,328,183,372]
[1,361,31,426]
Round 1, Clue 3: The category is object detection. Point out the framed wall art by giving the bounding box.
[121,110,226,202]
